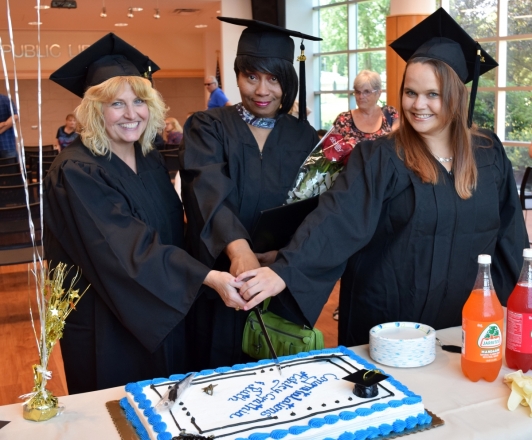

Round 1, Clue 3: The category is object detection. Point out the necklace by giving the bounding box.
[432,153,453,163]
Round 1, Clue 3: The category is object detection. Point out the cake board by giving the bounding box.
[106,400,444,440]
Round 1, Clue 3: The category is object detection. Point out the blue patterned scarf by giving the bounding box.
[236,103,277,129]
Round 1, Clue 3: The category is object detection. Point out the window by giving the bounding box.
[314,0,390,129]
[444,0,532,182]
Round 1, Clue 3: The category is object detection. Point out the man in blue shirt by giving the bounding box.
[205,75,231,109]
[0,93,18,158]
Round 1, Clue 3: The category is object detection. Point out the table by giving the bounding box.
[0,326,530,439]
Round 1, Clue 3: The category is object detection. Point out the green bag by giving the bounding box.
[242,298,325,360]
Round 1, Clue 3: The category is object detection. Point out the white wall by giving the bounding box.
[220,0,252,104]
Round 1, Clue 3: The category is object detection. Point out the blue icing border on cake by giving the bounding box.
[124,346,432,440]
[119,397,150,440]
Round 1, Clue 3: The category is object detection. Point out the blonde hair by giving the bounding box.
[75,76,167,157]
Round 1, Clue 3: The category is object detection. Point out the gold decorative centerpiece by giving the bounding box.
[21,262,88,422]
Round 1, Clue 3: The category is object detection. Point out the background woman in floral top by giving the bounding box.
[333,70,399,149]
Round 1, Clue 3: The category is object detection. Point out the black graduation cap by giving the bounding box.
[50,33,160,98]
[217,17,321,122]
[343,369,388,399]
[389,7,498,127]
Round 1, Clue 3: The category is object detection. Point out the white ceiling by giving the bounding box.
[0,0,222,35]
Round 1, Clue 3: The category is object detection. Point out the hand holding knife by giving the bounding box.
[239,276,282,376]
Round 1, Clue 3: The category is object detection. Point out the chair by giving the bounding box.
[0,182,40,208]
[0,202,42,265]
[520,167,532,216]
[161,151,180,180]
[0,172,25,186]
[23,145,54,153]
[24,147,57,171]
[164,143,181,152]
[0,162,21,174]
[0,156,18,165]
[29,155,56,179]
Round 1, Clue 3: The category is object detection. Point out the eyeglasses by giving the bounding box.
[353,89,378,97]
[204,82,215,86]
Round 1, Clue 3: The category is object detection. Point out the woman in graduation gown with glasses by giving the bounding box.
[179,18,321,370]
[237,8,528,346]
[44,34,244,393]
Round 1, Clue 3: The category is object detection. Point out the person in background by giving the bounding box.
[0,93,18,159]
[316,129,327,139]
[333,70,398,149]
[45,33,244,394]
[180,17,321,370]
[55,113,79,151]
[205,75,231,109]
[236,8,528,347]
[330,69,398,321]
[163,117,183,145]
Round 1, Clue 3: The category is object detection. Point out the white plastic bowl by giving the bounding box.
[369,322,436,368]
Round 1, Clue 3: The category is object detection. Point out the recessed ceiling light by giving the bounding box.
[216,10,221,14]
[29,22,43,25]
[115,23,128,27]
[195,24,208,28]
[35,5,50,9]
[131,7,143,12]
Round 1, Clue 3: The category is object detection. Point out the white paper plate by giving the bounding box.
[369,322,436,368]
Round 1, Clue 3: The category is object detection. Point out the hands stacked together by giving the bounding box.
[202,239,286,312]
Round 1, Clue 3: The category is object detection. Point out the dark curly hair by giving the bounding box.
[234,55,298,115]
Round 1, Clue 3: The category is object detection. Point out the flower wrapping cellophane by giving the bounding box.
[286,126,354,203]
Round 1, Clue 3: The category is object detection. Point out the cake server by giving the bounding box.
[253,306,282,375]
[154,372,195,413]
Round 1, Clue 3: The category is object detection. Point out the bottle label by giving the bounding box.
[462,318,503,362]
[507,310,532,353]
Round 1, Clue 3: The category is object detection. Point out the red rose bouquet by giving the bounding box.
[287,126,353,203]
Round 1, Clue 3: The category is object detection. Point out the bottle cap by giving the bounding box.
[523,249,532,258]
[478,254,491,264]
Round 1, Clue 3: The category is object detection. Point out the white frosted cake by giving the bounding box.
[120,347,431,440]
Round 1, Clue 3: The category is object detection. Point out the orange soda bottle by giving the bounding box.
[461,254,504,382]
[506,248,532,373]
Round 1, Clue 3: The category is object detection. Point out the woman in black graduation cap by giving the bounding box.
[179,18,321,369]
[44,34,245,393]
[237,8,529,346]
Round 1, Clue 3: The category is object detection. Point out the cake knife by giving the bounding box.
[253,306,282,376]
[154,373,195,413]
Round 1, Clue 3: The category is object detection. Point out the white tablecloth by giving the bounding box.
[0,326,530,439]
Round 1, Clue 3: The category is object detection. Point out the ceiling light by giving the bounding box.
[216,10,221,14]
[154,8,160,19]
[35,5,50,9]
[131,7,143,12]
[115,23,128,26]
[195,24,208,28]
[100,7,107,18]
[29,22,43,25]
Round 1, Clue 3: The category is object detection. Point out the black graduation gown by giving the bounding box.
[270,130,528,346]
[43,139,209,393]
[179,106,319,369]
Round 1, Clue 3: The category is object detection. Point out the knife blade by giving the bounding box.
[253,305,282,375]
[154,372,195,413]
